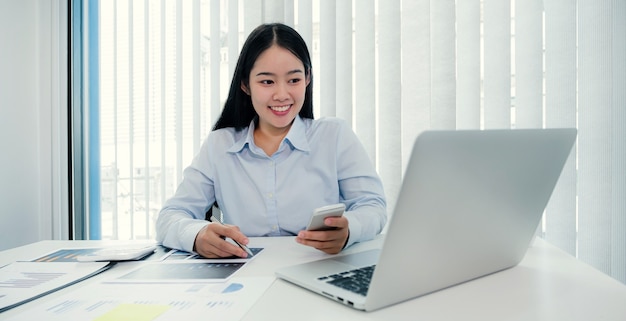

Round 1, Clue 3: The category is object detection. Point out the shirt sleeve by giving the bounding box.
[155,134,216,253]
[334,120,388,248]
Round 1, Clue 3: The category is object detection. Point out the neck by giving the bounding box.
[254,125,289,156]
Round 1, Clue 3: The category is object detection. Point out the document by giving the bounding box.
[161,247,264,261]
[108,261,247,283]
[0,261,111,312]
[6,276,275,321]
[32,244,170,262]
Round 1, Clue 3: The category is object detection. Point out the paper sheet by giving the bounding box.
[6,276,275,321]
[0,261,111,312]
[31,245,171,263]
[108,261,247,283]
[161,247,264,261]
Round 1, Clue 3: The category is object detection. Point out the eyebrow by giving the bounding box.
[254,69,304,77]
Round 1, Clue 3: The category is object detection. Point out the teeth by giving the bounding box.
[270,105,290,112]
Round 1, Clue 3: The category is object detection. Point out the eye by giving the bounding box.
[289,78,302,84]
[260,79,274,85]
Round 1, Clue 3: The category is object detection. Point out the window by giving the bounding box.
[75,0,626,284]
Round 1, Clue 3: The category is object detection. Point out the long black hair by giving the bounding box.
[212,23,314,131]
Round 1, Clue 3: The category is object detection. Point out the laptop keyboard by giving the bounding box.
[317,264,376,296]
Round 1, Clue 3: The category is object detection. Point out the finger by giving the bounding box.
[299,227,345,242]
[198,238,247,258]
[296,228,348,254]
[297,230,326,242]
[212,223,250,246]
[323,216,349,229]
[208,232,249,257]
[197,243,234,258]
[197,225,248,258]
[297,237,343,254]
[296,231,341,248]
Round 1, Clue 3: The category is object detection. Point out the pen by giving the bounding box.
[210,216,254,257]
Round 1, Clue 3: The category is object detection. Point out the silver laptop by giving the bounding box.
[275,128,577,311]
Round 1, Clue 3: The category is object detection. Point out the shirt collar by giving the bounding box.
[227,115,311,154]
[284,115,311,152]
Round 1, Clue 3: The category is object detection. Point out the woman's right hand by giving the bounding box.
[193,222,250,258]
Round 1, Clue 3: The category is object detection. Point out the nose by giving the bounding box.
[273,83,289,101]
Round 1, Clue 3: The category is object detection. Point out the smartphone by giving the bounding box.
[306,203,346,231]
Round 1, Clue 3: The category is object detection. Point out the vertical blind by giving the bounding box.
[94,0,625,283]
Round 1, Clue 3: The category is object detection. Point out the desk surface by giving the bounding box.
[1,237,626,320]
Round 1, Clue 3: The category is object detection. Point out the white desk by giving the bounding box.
[1,237,625,320]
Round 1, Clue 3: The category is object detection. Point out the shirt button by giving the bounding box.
[267,193,273,198]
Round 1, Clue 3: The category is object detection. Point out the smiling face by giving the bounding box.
[243,44,310,136]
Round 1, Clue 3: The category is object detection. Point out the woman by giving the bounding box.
[156,23,387,258]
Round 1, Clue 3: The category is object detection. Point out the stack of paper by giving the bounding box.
[0,261,111,312]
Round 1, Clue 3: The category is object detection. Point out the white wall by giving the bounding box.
[0,0,68,251]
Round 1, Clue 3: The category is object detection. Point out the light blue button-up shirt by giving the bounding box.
[156,116,387,253]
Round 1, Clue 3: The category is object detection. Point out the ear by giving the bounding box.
[240,82,250,95]
[306,69,312,87]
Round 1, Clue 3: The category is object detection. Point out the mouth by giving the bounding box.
[269,105,292,113]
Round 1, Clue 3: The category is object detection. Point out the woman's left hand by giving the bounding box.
[295,216,349,254]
